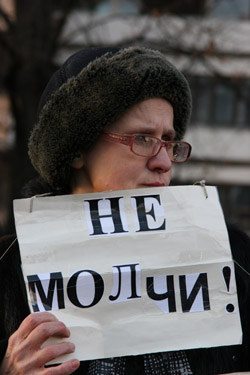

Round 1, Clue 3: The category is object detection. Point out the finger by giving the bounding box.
[27,321,70,348]
[15,312,59,341]
[43,359,80,375]
[35,342,76,367]
[7,314,58,355]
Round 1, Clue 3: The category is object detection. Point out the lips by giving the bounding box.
[143,182,166,187]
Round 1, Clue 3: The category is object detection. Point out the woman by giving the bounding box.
[0,46,250,375]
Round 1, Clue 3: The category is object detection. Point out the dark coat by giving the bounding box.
[1,224,250,374]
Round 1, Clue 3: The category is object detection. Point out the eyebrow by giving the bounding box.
[163,129,176,140]
[140,128,176,140]
[126,122,176,140]
[133,124,175,134]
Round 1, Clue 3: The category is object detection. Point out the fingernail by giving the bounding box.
[71,359,80,369]
[70,343,75,352]
[66,328,71,337]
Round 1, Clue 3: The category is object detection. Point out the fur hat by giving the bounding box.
[28,46,192,190]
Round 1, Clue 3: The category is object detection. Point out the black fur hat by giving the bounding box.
[28,46,192,190]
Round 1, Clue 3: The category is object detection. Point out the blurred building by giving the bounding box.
[0,0,249,234]
[0,0,15,232]
[57,0,250,233]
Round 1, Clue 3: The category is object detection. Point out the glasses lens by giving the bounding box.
[131,135,190,162]
[169,142,190,162]
[132,135,160,156]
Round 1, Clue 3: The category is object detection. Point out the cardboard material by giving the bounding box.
[14,186,242,363]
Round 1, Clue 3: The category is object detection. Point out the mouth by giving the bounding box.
[142,182,166,187]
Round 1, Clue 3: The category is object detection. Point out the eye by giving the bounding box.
[172,143,185,161]
[134,135,154,145]
[134,135,148,143]
[171,146,177,160]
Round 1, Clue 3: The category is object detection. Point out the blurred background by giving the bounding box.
[0,0,249,236]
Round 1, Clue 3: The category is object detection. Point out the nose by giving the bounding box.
[147,146,172,173]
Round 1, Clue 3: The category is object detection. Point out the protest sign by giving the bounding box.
[13,185,242,363]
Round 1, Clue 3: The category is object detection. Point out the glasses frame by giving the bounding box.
[101,131,192,163]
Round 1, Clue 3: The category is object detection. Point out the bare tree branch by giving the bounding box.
[0,30,16,58]
[0,6,13,30]
[48,1,80,58]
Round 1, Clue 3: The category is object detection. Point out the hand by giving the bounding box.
[0,312,80,375]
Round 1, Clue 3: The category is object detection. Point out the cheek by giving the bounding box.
[94,162,137,190]
[94,156,143,191]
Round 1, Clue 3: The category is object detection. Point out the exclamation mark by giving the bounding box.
[222,266,234,313]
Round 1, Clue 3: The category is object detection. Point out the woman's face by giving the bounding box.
[71,98,175,194]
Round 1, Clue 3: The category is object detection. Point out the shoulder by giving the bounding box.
[227,223,250,262]
[187,224,250,374]
[0,233,17,248]
[0,234,30,339]
[0,338,8,362]
[227,224,250,368]
[226,223,250,288]
[0,234,20,266]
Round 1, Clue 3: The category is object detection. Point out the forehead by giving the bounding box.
[108,98,175,135]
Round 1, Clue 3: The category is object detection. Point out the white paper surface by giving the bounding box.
[13,186,242,363]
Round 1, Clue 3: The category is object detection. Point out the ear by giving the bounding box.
[71,153,85,169]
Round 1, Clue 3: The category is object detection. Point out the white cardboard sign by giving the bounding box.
[13,186,242,363]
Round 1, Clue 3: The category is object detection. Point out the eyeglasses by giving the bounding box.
[101,132,192,163]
